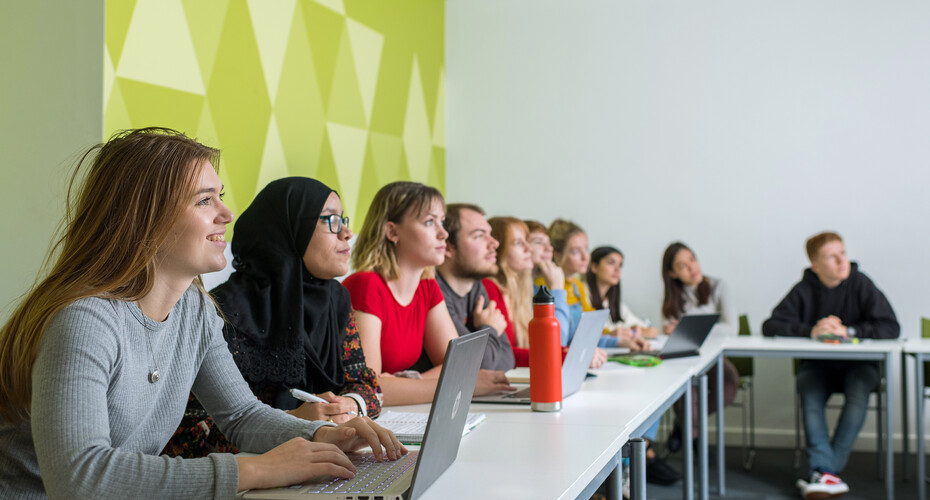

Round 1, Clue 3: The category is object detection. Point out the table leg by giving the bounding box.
[904,350,910,482]
[918,353,926,500]
[699,373,709,500]
[717,354,726,496]
[630,438,647,500]
[684,380,694,500]
[884,352,894,500]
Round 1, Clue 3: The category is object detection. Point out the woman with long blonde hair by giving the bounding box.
[486,217,535,365]
[0,128,403,499]
[343,181,512,406]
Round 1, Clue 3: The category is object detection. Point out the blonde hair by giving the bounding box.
[0,128,219,423]
[351,181,444,281]
[548,218,585,267]
[488,217,533,348]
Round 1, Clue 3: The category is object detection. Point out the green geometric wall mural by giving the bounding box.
[104,0,445,227]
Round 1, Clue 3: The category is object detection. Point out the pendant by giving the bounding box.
[149,370,160,383]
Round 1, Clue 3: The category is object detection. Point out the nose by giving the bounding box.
[437,224,448,241]
[340,222,353,240]
[217,200,234,225]
[490,236,499,251]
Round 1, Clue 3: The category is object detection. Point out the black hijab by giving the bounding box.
[212,177,351,393]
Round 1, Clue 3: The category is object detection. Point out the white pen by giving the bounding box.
[289,388,358,416]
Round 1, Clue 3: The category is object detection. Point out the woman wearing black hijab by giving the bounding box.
[165,177,380,457]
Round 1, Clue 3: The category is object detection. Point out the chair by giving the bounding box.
[792,351,885,479]
[727,314,756,470]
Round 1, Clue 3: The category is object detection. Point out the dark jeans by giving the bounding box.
[797,359,880,475]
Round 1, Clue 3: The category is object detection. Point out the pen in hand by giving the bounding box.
[289,388,358,416]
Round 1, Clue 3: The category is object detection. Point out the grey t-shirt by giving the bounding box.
[435,272,515,371]
[0,285,332,499]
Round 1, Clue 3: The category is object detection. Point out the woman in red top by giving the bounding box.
[342,182,512,405]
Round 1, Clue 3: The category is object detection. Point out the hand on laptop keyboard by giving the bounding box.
[236,437,356,492]
[312,416,408,462]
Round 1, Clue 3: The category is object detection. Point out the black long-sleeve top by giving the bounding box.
[761,263,899,339]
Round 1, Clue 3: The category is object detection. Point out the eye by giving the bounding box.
[424,219,434,226]
[219,191,226,200]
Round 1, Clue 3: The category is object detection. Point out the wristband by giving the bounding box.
[344,393,367,417]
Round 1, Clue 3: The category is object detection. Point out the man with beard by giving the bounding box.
[436,204,515,371]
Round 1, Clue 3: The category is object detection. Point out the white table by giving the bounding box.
[722,335,900,500]
[901,339,930,500]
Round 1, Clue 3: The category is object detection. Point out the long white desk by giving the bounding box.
[722,335,899,500]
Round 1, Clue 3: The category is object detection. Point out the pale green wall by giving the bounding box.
[0,0,105,321]
[104,0,446,228]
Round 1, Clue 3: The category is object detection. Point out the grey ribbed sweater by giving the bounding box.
[0,285,331,499]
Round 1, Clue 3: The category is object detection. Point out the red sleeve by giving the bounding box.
[342,272,386,319]
[422,278,444,309]
[483,279,529,367]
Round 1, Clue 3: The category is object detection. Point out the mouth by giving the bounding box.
[207,233,226,243]
[338,248,351,256]
[436,245,446,252]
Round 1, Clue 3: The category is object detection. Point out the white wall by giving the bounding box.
[447,0,930,449]
[0,0,104,322]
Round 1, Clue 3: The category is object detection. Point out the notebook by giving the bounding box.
[472,309,609,404]
[243,329,490,500]
[376,410,486,444]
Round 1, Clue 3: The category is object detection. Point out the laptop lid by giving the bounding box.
[407,328,489,499]
[560,309,610,397]
[472,309,608,404]
[659,313,719,359]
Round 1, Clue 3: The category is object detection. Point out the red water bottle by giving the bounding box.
[530,286,562,412]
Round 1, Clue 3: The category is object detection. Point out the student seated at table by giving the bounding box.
[525,219,571,345]
[661,241,739,453]
[585,245,679,484]
[435,203,515,371]
[343,182,512,406]
[487,217,606,368]
[164,177,383,458]
[0,129,404,499]
[586,246,655,349]
[762,231,899,500]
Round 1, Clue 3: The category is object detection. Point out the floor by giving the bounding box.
[635,446,919,500]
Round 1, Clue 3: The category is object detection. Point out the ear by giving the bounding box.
[444,243,456,260]
[668,268,679,280]
[384,221,398,244]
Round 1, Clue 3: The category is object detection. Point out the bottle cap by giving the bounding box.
[533,285,554,305]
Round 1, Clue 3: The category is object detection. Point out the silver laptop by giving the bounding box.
[243,329,490,500]
[472,309,609,404]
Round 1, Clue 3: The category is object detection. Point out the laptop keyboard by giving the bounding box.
[301,451,419,494]
[503,387,531,399]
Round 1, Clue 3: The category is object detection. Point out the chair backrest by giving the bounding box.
[730,314,754,377]
[923,317,930,387]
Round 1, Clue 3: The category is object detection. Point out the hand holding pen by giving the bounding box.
[288,388,358,424]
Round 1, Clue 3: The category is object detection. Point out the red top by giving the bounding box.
[342,271,444,374]
[483,279,568,369]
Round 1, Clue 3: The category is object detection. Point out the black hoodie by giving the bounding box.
[761,262,899,339]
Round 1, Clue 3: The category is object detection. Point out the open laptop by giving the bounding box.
[243,329,490,500]
[640,313,719,359]
[472,309,609,405]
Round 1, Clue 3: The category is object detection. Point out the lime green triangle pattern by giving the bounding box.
[326,27,367,129]
[182,0,231,87]
[247,0,296,103]
[206,0,272,209]
[301,2,344,115]
[106,0,445,231]
[106,0,137,68]
[118,78,204,135]
[274,2,325,180]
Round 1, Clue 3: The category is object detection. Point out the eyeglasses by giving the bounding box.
[319,214,350,234]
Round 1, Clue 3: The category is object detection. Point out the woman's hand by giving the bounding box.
[536,260,565,291]
[588,347,608,369]
[313,416,408,461]
[287,392,359,424]
[475,369,514,395]
[619,336,652,352]
[236,437,356,492]
[638,326,659,339]
[663,320,678,335]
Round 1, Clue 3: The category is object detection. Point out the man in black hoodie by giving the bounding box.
[762,231,898,500]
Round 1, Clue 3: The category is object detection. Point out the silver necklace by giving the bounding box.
[143,327,167,383]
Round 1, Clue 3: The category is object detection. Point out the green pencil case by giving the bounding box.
[609,354,663,367]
